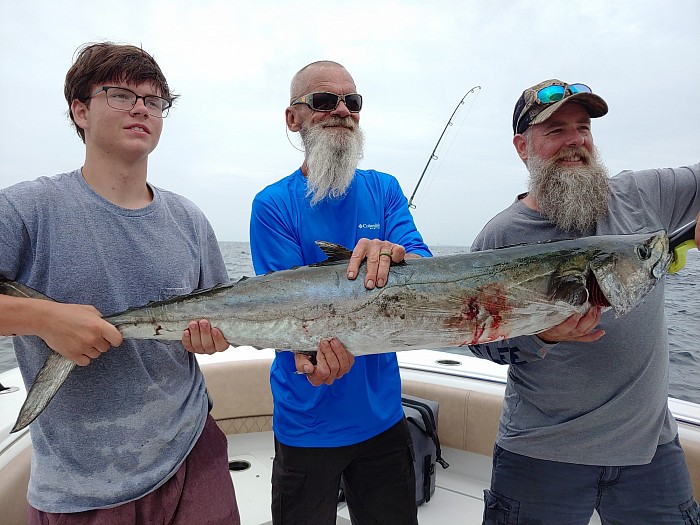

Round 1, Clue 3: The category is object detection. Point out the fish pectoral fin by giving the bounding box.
[0,277,54,301]
[11,351,76,433]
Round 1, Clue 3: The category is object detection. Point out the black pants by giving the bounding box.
[272,418,418,525]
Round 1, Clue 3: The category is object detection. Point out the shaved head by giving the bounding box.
[290,61,353,101]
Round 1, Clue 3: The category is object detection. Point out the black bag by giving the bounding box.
[402,394,449,505]
[337,395,450,507]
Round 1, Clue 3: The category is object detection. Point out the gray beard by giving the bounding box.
[527,146,611,233]
[300,117,365,206]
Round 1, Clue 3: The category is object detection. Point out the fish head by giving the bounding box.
[589,231,671,316]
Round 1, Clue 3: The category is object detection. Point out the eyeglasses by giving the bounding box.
[88,86,172,118]
[291,92,363,113]
[535,83,592,104]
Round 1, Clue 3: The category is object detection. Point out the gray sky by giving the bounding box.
[1,1,698,246]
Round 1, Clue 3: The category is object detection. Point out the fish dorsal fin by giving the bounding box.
[313,241,354,266]
[106,281,235,318]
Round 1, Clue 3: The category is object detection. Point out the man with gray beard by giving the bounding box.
[526,144,610,233]
[250,61,430,525]
[300,114,365,205]
[468,79,700,524]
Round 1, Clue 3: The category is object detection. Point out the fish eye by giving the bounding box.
[636,244,651,260]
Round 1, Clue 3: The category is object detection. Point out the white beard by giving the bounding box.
[527,146,611,233]
[300,117,365,206]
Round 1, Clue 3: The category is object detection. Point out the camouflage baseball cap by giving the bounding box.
[512,79,608,135]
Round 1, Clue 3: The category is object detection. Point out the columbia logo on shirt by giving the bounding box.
[358,223,380,230]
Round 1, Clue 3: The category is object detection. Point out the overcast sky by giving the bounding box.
[1,1,698,246]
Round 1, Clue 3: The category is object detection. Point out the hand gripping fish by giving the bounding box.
[1,230,673,433]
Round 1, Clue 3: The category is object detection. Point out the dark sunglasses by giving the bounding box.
[291,92,363,113]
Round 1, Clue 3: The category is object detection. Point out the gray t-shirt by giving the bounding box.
[0,169,229,512]
[469,163,700,466]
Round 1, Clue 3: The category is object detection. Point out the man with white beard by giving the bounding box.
[468,79,700,524]
[300,114,364,205]
[250,61,431,525]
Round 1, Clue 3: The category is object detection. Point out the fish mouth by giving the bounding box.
[587,272,610,308]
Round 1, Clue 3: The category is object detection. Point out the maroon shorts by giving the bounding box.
[28,414,240,525]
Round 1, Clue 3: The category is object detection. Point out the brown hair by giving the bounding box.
[64,42,179,142]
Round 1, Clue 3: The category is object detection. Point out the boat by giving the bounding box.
[1,347,699,524]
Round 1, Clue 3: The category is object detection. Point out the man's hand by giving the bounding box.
[537,306,605,344]
[182,319,230,354]
[295,337,355,386]
[36,301,123,366]
[346,238,407,289]
[694,211,700,248]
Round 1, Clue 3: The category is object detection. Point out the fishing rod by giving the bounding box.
[408,86,481,209]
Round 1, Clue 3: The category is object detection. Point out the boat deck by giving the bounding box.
[226,431,603,525]
[2,351,697,525]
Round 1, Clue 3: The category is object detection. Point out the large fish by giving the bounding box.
[2,230,671,432]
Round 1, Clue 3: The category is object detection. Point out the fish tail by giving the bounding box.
[11,352,76,433]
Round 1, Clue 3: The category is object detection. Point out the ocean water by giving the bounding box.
[1,243,698,404]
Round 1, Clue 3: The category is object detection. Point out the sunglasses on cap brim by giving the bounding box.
[515,83,593,134]
[291,92,363,113]
[535,83,592,104]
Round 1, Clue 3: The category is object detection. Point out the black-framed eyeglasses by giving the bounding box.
[88,86,172,118]
[291,92,363,113]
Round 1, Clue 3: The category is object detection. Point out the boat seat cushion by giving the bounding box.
[200,358,274,435]
[0,445,31,525]
[199,357,700,502]
[401,380,502,456]
[682,429,700,500]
